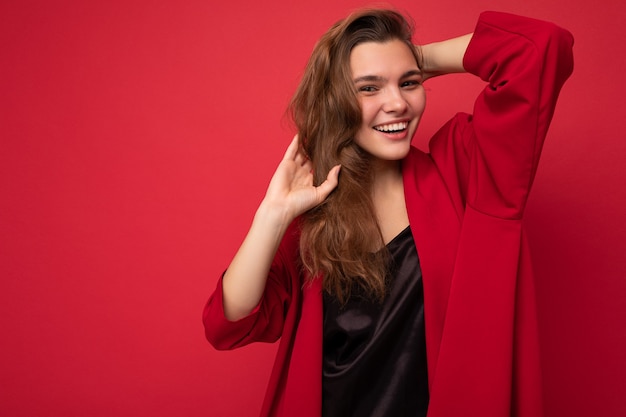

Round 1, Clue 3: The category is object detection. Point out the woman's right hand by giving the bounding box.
[262,135,341,226]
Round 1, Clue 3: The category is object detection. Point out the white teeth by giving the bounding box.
[374,122,408,132]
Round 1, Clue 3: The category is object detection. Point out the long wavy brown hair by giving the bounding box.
[289,9,421,303]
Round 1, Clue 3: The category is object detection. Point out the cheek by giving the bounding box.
[413,90,427,113]
[359,99,379,123]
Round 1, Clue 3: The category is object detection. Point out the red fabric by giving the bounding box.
[203,11,574,417]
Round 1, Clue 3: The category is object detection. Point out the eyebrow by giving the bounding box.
[353,69,422,84]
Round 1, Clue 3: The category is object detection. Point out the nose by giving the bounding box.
[382,87,408,113]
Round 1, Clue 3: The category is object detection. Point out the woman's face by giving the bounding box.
[350,39,426,165]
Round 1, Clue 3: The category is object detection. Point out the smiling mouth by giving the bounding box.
[374,121,408,133]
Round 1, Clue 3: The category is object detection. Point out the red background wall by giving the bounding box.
[1,0,625,416]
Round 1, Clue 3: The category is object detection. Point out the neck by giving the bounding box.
[369,159,409,246]
[371,159,403,194]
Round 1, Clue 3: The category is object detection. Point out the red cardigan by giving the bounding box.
[204,11,574,417]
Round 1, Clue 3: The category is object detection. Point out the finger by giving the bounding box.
[315,165,341,200]
[282,134,299,161]
[294,150,307,166]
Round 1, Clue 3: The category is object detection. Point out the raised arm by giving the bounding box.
[220,136,340,321]
[425,12,574,219]
[419,33,473,80]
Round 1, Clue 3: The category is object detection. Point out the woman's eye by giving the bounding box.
[359,86,378,93]
[402,80,421,88]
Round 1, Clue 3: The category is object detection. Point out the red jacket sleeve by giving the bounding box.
[429,11,574,219]
[417,12,574,417]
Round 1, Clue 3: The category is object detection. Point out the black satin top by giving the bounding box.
[322,226,429,417]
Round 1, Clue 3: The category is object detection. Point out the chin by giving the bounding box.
[381,145,412,162]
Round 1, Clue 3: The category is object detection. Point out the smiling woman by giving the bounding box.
[350,40,426,164]
[202,8,574,417]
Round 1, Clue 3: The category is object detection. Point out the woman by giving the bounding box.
[204,8,574,417]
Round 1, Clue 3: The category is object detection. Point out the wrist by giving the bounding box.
[255,200,294,234]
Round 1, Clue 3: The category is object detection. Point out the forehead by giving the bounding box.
[350,40,419,78]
